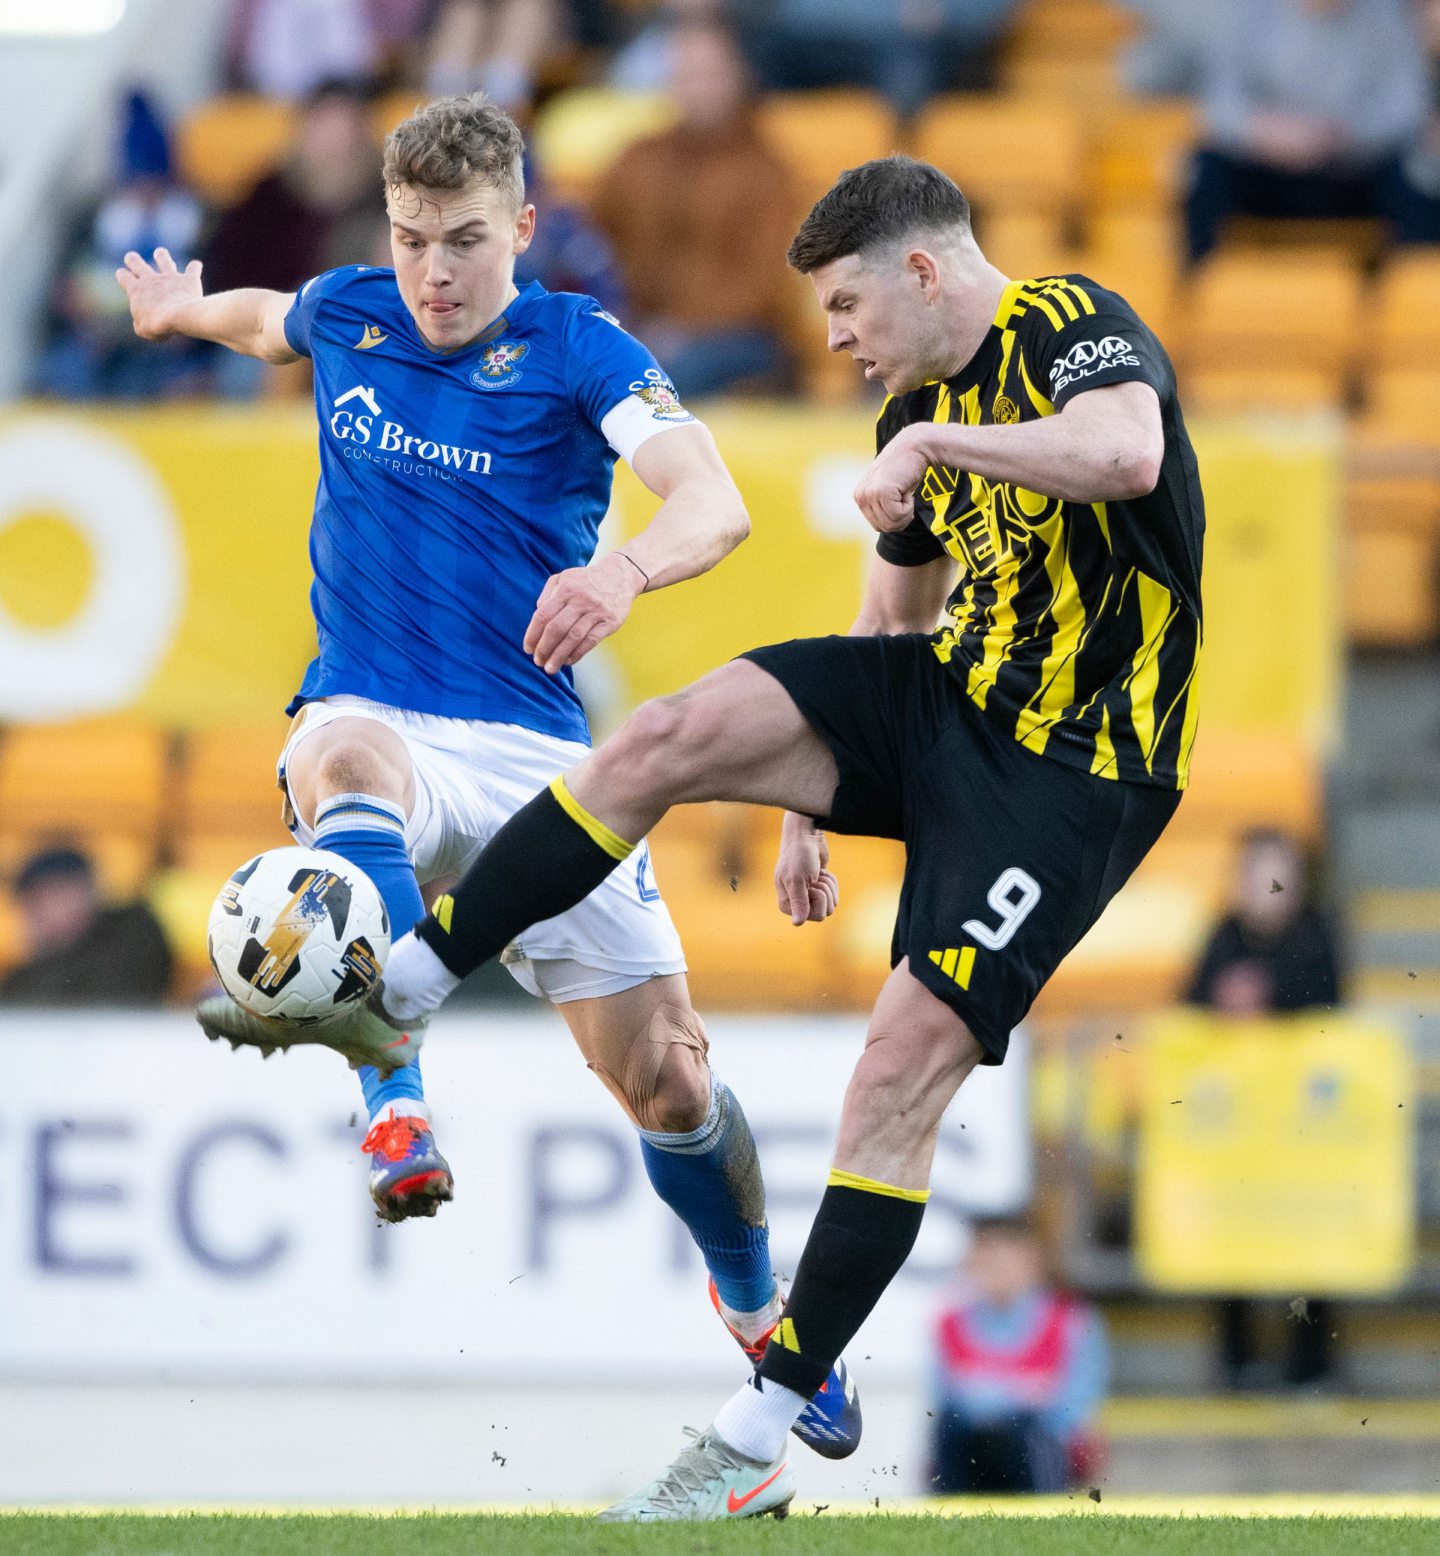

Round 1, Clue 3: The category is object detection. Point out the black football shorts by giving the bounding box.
[742,634,1181,1063]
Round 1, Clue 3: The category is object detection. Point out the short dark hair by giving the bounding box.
[787,155,971,274]
[15,846,94,896]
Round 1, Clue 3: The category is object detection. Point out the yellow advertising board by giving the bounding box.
[1135,1010,1415,1295]
[0,403,1338,740]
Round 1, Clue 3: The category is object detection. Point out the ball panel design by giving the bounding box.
[206,846,391,1025]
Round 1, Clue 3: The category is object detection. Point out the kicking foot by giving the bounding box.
[363,1109,454,1222]
[709,1278,862,1460]
[597,1427,792,1523]
[195,982,423,1078]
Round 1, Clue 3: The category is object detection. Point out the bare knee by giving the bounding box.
[646,1042,712,1133]
[597,693,725,805]
[287,720,412,827]
[583,999,712,1132]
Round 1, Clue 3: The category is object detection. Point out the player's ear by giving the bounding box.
[906,248,941,303]
[513,203,536,256]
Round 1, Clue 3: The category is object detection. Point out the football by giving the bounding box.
[207,846,390,1024]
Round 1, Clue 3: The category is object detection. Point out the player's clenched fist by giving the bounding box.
[854,423,931,533]
[116,247,203,339]
[525,551,647,674]
[774,812,839,926]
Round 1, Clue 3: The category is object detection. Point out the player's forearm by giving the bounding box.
[171,288,297,362]
[618,478,750,591]
[850,556,955,637]
[909,415,1158,504]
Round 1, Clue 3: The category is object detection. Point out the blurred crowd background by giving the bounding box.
[3,0,1440,1502]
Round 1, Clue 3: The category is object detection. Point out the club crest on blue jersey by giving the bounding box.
[630,367,694,423]
[471,340,530,389]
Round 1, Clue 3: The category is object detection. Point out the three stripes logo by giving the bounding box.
[928,946,976,989]
[771,1317,801,1353]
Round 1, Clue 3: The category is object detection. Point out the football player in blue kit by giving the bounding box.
[117,93,859,1459]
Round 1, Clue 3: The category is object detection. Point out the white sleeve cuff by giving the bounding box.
[600,392,699,465]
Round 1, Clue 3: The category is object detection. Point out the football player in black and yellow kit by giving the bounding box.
[210,154,1204,1519]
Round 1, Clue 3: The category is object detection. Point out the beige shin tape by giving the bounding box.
[588,1003,710,1131]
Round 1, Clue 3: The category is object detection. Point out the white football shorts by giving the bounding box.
[277,695,687,1004]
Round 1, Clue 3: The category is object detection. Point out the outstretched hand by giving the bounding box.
[853,425,931,533]
[524,552,646,675]
[116,247,203,340]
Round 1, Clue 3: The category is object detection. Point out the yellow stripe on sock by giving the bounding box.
[433,893,454,934]
[548,775,635,862]
[827,1168,930,1203]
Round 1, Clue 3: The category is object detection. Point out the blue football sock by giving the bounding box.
[639,1073,776,1313]
[314,791,428,1119]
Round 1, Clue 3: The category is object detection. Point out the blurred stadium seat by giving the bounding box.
[1090,99,1198,214]
[755,89,898,214]
[529,87,676,203]
[913,95,1086,225]
[1179,246,1364,412]
[176,94,296,205]
[1371,248,1440,369]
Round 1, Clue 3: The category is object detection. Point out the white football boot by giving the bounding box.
[597,1428,794,1523]
[195,984,424,1078]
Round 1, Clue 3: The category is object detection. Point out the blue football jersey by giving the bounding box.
[282,267,694,742]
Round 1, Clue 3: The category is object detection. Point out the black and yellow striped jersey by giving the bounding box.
[876,274,1204,790]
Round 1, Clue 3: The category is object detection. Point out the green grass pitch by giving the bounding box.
[5,1511,1440,1556]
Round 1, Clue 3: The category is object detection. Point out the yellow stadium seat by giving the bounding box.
[755,90,899,214]
[1179,247,1364,396]
[1180,365,1344,415]
[373,89,427,142]
[0,890,20,975]
[177,95,296,206]
[1357,369,1440,444]
[0,721,169,839]
[1344,523,1440,646]
[1343,449,1440,645]
[1091,99,1197,214]
[1371,248,1440,369]
[1174,730,1323,844]
[975,211,1078,280]
[1000,54,1121,113]
[1005,0,1137,60]
[178,723,292,843]
[912,95,1086,221]
[654,833,833,1009]
[529,87,676,204]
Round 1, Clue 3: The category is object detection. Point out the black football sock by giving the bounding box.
[757,1169,929,1400]
[415,776,634,978]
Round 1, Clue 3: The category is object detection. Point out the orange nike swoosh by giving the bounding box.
[382,1034,411,1049]
[726,1463,787,1514]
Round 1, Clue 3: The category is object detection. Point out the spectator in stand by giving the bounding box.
[1118,0,1237,97]
[34,91,206,399]
[203,79,384,298]
[421,0,565,113]
[1185,828,1343,1017]
[929,1218,1108,1494]
[1186,827,1345,1389]
[592,17,794,396]
[0,847,173,1006]
[228,0,427,100]
[740,0,1018,120]
[1183,0,1440,263]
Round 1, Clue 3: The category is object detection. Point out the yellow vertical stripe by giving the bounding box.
[940,947,958,979]
[956,946,976,989]
[1124,573,1179,776]
[1090,702,1116,778]
[434,894,454,934]
[1174,634,1203,789]
[965,550,1024,711]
